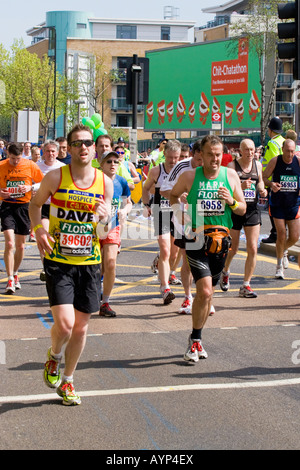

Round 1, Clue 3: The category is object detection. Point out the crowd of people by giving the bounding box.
[0,116,299,405]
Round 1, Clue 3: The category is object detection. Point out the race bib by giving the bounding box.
[197,199,225,216]
[243,182,256,202]
[280,175,298,192]
[59,222,93,256]
[6,180,25,198]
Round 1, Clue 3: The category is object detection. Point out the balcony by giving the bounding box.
[277,73,293,88]
[110,98,144,113]
[276,101,295,116]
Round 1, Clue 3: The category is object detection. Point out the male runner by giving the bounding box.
[170,135,246,362]
[34,140,65,281]
[0,143,44,293]
[142,140,181,304]
[220,138,267,297]
[263,139,300,279]
[160,140,203,314]
[29,124,113,405]
[98,150,132,317]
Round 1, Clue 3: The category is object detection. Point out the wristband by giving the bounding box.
[229,199,239,211]
[33,224,43,233]
[98,215,111,226]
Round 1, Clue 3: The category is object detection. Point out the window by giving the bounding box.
[161,26,170,40]
[116,25,137,39]
[77,23,87,29]
[117,114,132,127]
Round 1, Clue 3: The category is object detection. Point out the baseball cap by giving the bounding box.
[100,150,119,163]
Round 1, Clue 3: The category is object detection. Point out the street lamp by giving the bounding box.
[74,99,85,124]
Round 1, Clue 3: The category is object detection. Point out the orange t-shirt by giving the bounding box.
[0,158,44,203]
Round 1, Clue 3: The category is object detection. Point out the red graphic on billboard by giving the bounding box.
[248,90,261,121]
[167,101,174,122]
[199,92,210,125]
[236,99,244,122]
[211,38,249,96]
[189,101,195,123]
[212,96,221,114]
[157,100,165,125]
[146,101,153,123]
[225,102,234,124]
[176,94,186,123]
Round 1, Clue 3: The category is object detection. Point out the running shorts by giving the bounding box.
[44,259,101,314]
[185,247,226,286]
[0,202,30,235]
[153,210,174,237]
[269,204,300,220]
[100,225,121,247]
[231,206,261,230]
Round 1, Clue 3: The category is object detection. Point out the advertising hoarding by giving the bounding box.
[145,38,261,131]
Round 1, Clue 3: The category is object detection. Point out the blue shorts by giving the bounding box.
[269,205,300,220]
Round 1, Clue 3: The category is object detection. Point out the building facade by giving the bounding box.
[26,11,194,140]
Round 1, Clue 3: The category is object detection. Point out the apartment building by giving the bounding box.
[194,0,296,128]
[26,10,194,139]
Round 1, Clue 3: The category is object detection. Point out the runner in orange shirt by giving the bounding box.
[0,143,44,293]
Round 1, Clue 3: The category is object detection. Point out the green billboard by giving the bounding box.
[145,38,261,131]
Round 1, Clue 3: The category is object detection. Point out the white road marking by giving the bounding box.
[0,378,299,404]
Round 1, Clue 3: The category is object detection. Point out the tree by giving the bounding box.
[230,0,284,145]
[0,40,79,140]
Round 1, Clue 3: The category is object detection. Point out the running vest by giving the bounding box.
[234,159,259,207]
[45,165,105,265]
[270,154,300,208]
[186,166,233,230]
[153,163,172,212]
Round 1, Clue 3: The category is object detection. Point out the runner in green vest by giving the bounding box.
[170,135,246,363]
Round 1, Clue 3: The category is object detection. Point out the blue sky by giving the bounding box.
[1,0,219,50]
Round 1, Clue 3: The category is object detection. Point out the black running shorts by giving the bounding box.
[231,206,261,230]
[0,202,30,235]
[185,247,226,286]
[44,259,101,314]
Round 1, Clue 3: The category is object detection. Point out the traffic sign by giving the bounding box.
[212,112,222,122]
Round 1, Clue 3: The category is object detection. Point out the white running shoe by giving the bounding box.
[283,251,289,269]
[5,279,15,294]
[162,288,175,305]
[178,297,192,314]
[220,270,230,291]
[275,267,284,279]
[184,335,208,363]
[209,305,215,316]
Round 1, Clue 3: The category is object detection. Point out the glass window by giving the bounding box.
[116,25,137,39]
[161,26,170,40]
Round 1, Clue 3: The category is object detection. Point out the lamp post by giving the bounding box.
[48,26,57,139]
[75,99,85,124]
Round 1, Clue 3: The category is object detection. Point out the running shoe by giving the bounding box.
[184,335,208,363]
[43,348,61,389]
[99,302,116,317]
[162,288,175,305]
[209,305,215,316]
[28,233,36,242]
[239,285,258,298]
[220,270,230,291]
[275,267,284,280]
[14,275,21,290]
[283,250,289,269]
[57,381,81,406]
[151,253,159,274]
[169,274,182,285]
[178,297,192,314]
[5,280,15,294]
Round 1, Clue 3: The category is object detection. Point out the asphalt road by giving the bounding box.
[0,207,299,451]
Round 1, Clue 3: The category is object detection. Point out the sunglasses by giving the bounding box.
[116,151,125,155]
[70,139,94,148]
[105,159,119,164]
